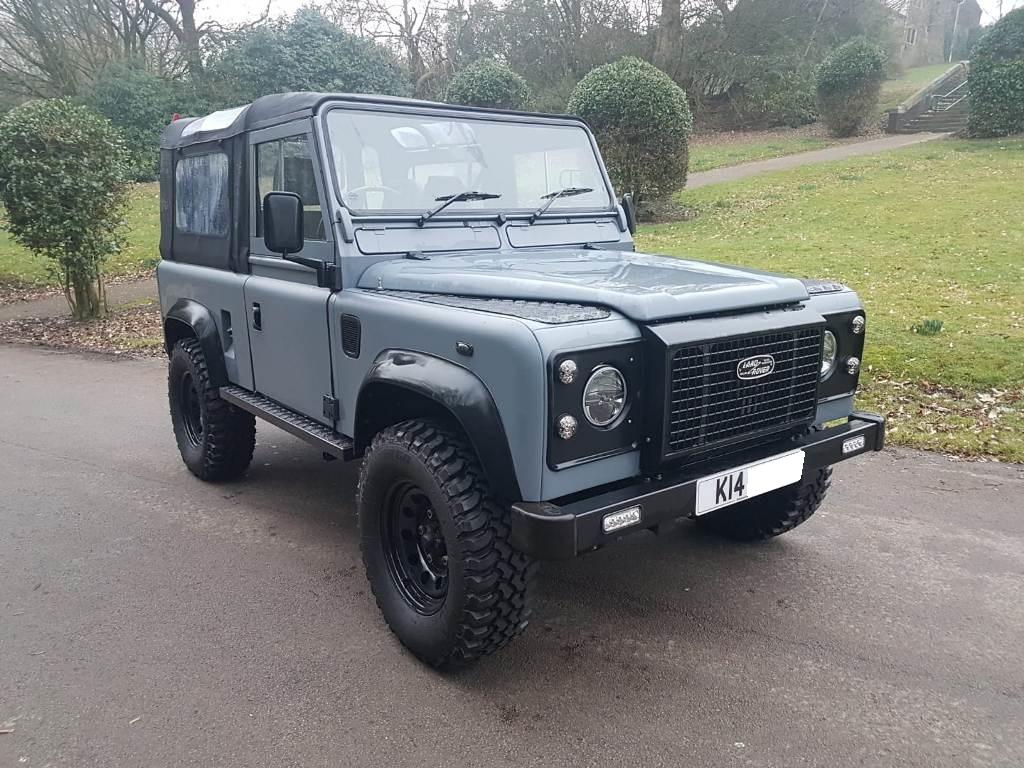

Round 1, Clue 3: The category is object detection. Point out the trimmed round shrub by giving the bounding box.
[444,59,531,110]
[0,99,130,319]
[815,38,886,137]
[969,8,1024,138]
[566,56,692,202]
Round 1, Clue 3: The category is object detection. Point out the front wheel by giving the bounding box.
[695,466,832,541]
[357,419,536,669]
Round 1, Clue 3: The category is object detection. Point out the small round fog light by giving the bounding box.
[851,315,865,335]
[558,359,578,385]
[556,414,578,440]
[846,356,861,375]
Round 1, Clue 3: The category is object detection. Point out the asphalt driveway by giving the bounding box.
[2,344,1022,767]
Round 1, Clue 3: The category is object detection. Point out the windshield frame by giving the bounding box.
[318,101,617,221]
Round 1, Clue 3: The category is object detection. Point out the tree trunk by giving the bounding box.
[654,0,683,81]
[177,0,203,78]
[65,270,106,320]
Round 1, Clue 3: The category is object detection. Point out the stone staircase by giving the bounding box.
[886,63,970,135]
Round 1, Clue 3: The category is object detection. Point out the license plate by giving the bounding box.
[695,449,805,516]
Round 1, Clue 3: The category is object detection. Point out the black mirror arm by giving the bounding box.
[283,252,337,289]
[283,252,321,271]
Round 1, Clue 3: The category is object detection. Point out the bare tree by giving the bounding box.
[327,0,449,95]
[138,0,269,77]
[0,0,188,97]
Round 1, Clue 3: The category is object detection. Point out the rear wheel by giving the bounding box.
[696,466,832,541]
[357,419,536,669]
[168,338,255,481]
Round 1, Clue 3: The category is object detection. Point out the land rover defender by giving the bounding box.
[158,92,885,668]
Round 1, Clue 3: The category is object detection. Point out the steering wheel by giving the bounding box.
[344,184,400,201]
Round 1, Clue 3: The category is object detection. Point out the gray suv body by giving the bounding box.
[158,92,885,667]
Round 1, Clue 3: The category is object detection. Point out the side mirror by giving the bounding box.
[263,191,304,255]
[620,193,638,235]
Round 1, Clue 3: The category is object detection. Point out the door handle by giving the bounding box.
[251,302,262,331]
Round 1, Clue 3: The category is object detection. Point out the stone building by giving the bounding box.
[889,0,982,67]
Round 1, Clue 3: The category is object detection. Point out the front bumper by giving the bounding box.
[511,412,885,559]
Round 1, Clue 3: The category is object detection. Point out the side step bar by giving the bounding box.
[220,385,355,460]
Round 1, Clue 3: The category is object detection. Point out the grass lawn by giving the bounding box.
[689,136,837,173]
[879,62,962,113]
[0,182,160,289]
[639,137,1024,462]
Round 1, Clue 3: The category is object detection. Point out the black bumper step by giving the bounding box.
[512,412,885,560]
[220,385,355,460]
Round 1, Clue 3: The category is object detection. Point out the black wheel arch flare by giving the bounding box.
[355,350,522,502]
[163,298,228,388]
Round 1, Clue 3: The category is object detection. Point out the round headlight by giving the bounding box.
[821,330,838,379]
[583,366,627,427]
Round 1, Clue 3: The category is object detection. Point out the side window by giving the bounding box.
[254,135,325,241]
[175,153,229,236]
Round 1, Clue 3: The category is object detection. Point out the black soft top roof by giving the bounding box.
[160,92,584,149]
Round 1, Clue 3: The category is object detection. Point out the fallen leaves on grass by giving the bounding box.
[860,375,1024,462]
[0,302,163,358]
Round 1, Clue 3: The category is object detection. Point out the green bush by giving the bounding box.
[84,62,178,181]
[815,38,886,137]
[209,9,409,104]
[529,76,578,114]
[0,99,130,319]
[733,68,818,128]
[445,59,531,110]
[566,57,692,202]
[969,8,1024,138]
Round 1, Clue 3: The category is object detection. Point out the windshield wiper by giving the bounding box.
[418,190,501,227]
[529,187,594,223]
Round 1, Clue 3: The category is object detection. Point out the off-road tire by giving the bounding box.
[357,419,536,669]
[168,337,256,481]
[695,466,832,541]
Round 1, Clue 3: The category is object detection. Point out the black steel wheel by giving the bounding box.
[168,337,256,481]
[177,370,204,446]
[357,419,536,669]
[381,482,449,614]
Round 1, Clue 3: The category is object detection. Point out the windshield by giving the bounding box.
[324,108,612,215]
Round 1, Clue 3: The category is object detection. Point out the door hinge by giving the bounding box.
[323,395,339,422]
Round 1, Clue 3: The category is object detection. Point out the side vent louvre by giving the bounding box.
[341,314,361,358]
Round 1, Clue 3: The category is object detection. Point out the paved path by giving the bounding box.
[687,132,949,189]
[2,344,1022,768]
[0,277,157,322]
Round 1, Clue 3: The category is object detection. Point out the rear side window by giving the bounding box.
[174,153,229,236]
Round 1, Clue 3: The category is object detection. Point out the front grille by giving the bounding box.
[666,327,821,455]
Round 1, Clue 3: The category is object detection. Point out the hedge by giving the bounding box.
[969,8,1024,137]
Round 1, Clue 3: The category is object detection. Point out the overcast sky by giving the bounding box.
[200,0,1023,32]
